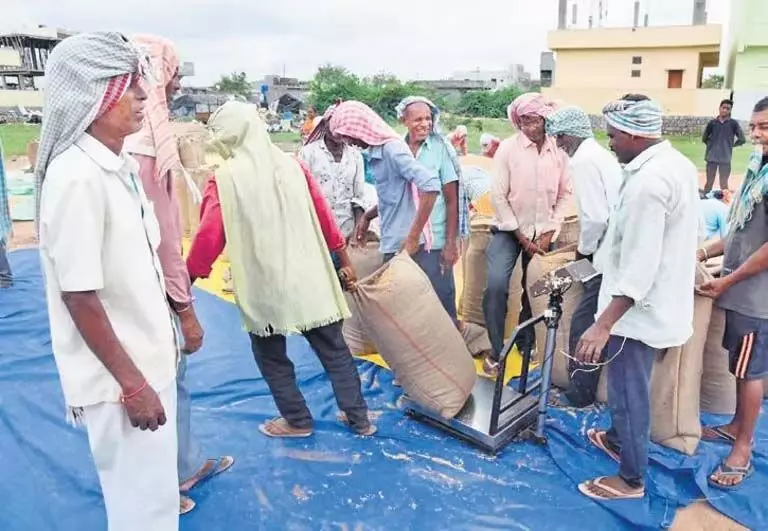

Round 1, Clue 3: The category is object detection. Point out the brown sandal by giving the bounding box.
[336,412,378,436]
[258,417,313,438]
[587,428,620,463]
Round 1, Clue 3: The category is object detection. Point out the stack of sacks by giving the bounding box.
[594,265,713,455]
[551,215,581,251]
[460,214,524,338]
[175,131,211,238]
[354,253,476,418]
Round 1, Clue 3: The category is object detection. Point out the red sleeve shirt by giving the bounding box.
[186,159,346,281]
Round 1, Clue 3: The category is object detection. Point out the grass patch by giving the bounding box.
[1,120,753,175]
[0,124,40,158]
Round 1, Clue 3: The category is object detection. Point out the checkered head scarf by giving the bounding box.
[545,106,594,139]
[327,101,400,146]
[36,32,144,220]
[602,98,663,139]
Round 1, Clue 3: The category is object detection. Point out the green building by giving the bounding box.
[726,0,768,119]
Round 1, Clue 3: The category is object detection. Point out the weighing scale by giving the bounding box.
[404,259,597,454]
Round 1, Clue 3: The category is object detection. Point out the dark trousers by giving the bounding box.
[248,321,369,430]
[704,161,732,192]
[482,230,534,361]
[384,247,457,322]
[565,275,604,407]
[0,240,12,286]
[603,336,657,489]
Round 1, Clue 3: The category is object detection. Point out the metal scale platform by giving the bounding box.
[404,259,596,454]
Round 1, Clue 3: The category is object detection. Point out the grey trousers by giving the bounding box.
[482,230,534,361]
[565,275,604,407]
[603,335,657,489]
[249,321,370,430]
[704,161,732,192]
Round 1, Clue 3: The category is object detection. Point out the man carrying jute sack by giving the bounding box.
[696,96,768,491]
[574,95,699,502]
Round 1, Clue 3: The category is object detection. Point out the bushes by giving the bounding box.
[455,86,525,118]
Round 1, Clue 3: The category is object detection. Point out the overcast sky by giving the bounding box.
[2,0,729,85]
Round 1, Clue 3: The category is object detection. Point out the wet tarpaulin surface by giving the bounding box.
[0,249,766,531]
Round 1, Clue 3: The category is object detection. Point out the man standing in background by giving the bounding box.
[544,106,621,407]
[703,99,746,193]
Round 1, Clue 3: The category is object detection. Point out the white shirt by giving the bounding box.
[39,134,177,408]
[299,141,368,237]
[597,141,699,349]
[569,137,622,276]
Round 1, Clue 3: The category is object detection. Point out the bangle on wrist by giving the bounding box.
[120,380,148,403]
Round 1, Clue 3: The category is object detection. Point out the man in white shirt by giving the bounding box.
[575,95,699,501]
[545,106,621,407]
[36,33,180,530]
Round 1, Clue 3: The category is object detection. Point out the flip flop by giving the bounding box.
[482,356,500,379]
[336,412,378,436]
[179,456,235,493]
[587,428,620,464]
[259,417,313,439]
[180,495,196,515]
[578,476,645,501]
[708,461,754,491]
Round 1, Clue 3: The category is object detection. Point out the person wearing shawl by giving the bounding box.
[480,133,500,158]
[125,34,233,516]
[186,101,375,439]
[332,101,440,267]
[36,32,180,530]
[447,125,469,156]
[697,96,768,491]
[0,138,11,288]
[483,92,572,377]
[575,95,699,502]
[300,101,368,240]
[544,106,621,408]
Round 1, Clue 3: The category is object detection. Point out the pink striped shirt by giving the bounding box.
[491,133,572,239]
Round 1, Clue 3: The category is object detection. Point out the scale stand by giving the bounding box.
[403,259,597,454]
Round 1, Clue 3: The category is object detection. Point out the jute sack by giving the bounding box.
[649,264,712,455]
[354,253,476,418]
[525,247,583,369]
[174,167,209,238]
[342,242,384,355]
[552,216,580,251]
[700,307,736,414]
[597,265,712,455]
[461,219,524,334]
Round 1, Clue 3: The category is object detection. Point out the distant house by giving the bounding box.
[542,24,729,116]
[726,0,768,120]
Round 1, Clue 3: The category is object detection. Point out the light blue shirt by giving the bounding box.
[368,139,441,254]
[699,198,729,241]
[409,134,459,250]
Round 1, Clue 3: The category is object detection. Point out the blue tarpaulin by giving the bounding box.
[1,249,766,530]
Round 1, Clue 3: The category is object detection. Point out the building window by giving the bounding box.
[631,70,641,78]
[667,69,684,89]
[632,56,642,65]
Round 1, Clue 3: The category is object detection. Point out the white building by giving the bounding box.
[451,64,531,89]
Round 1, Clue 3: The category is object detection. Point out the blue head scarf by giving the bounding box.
[396,96,469,238]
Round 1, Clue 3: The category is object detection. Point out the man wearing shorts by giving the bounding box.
[697,96,768,490]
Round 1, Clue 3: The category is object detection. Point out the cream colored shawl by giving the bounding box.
[206,102,349,336]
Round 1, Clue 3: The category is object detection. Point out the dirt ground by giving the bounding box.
[3,152,751,531]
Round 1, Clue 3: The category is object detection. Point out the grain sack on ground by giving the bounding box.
[354,253,476,418]
[700,307,737,414]
[342,242,384,355]
[650,264,713,455]
[460,217,524,336]
[525,248,582,370]
[598,265,712,455]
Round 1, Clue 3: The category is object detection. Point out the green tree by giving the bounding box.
[456,86,524,118]
[214,71,252,98]
[701,74,725,89]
